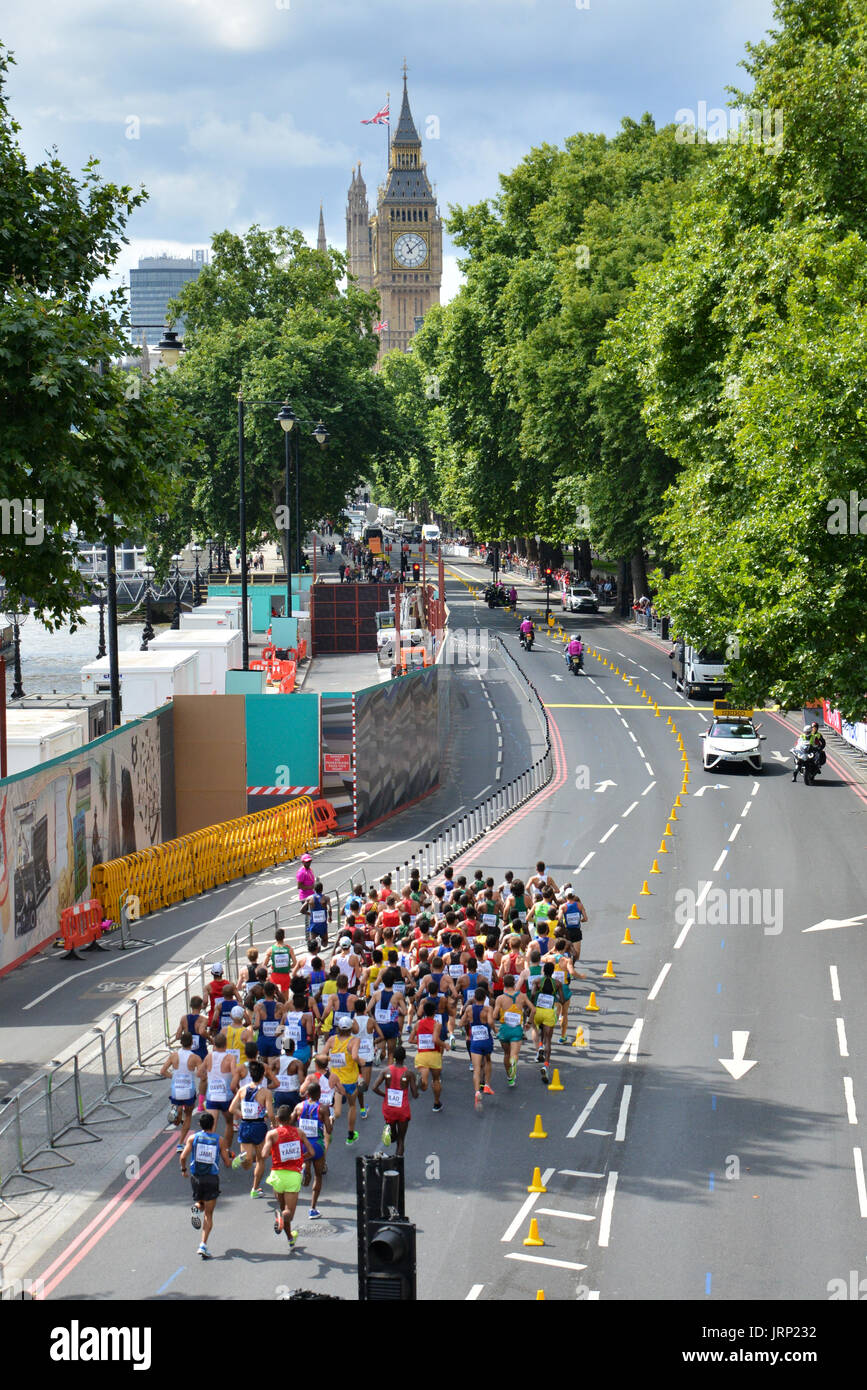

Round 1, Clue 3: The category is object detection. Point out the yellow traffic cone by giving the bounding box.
[658,839,669,854]
[572,1026,587,1048]
[665,821,674,836]
[614,666,620,675]
[670,807,678,820]
[628,903,641,919]
[650,858,661,874]
[536,1289,546,1300]
[529,1114,548,1139]
[585,991,601,1012]
[548,1069,564,1092]
[680,784,688,796]
[523,1218,545,1247]
[666,716,673,726]
[639,879,651,895]
[527,1167,547,1193]
[621,926,636,945]
[603,959,617,979]
[654,705,661,716]
[674,795,682,807]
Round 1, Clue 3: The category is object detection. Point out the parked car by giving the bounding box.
[561,584,599,614]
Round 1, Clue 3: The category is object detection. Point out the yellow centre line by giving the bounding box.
[545,704,775,711]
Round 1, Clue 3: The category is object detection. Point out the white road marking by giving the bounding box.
[500,1167,556,1242]
[466,1284,484,1300]
[615,1085,632,1142]
[598,1171,619,1247]
[506,1253,588,1271]
[616,652,627,659]
[728,823,741,843]
[587,1290,601,1300]
[830,965,841,1002]
[636,745,645,758]
[566,1084,607,1138]
[644,762,654,776]
[638,664,648,673]
[558,1170,605,1179]
[741,800,752,817]
[475,786,492,800]
[641,781,656,796]
[647,963,672,1001]
[621,801,639,818]
[599,824,619,844]
[536,1208,594,1221]
[612,1018,644,1064]
[854,1149,867,1217]
[696,881,712,907]
[713,849,728,871]
[674,918,694,950]
[651,672,662,681]
[628,731,637,743]
[837,1018,850,1058]
[620,717,629,728]
[844,1077,858,1125]
[751,780,760,795]
[575,852,595,872]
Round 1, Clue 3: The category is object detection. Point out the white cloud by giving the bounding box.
[185,113,354,169]
[441,254,464,306]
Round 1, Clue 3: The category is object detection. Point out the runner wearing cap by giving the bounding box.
[205,964,236,1028]
[263,1104,315,1249]
[324,1017,361,1145]
[296,853,316,908]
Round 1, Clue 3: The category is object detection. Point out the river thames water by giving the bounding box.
[6,608,172,699]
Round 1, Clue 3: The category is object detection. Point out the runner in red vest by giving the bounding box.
[372,1045,418,1157]
[262,1106,315,1251]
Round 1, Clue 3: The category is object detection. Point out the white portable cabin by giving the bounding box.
[3,710,84,776]
[80,649,200,724]
[148,628,243,695]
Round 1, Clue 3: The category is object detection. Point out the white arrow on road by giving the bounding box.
[771,750,790,764]
[803,913,867,933]
[692,783,730,797]
[594,780,617,793]
[719,1031,757,1080]
[551,674,564,681]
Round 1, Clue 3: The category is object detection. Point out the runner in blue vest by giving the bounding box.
[179,1112,231,1260]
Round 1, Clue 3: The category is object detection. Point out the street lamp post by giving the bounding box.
[191,543,203,606]
[94,582,107,659]
[6,605,28,701]
[170,553,182,630]
[207,538,214,578]
[105,541,121,727]
[140,563,155,649]
[276,404,296,618]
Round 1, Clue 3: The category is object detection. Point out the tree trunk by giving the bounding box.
[526,536,538,562]
[573,539,591,581]
[618,557,632,617]
[630,549,649,603]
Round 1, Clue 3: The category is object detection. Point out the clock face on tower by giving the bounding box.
[392,231,428,268]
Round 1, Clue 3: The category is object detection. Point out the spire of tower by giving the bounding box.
[392,64,420,145]
[317,203,326,252]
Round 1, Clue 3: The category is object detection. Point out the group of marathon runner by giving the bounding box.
[161,852,589,1258]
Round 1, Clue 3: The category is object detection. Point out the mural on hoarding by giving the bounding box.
[0,709,172,974]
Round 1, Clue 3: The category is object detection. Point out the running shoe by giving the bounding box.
[274,1212,284,1235]
[381,1124,392,1146]
[536,1047,545,1064]
[250,1187,264,1198]
[541,1067,550,1086]
[474,1091,482,1111]
[308,1207,321,1220]
[289,1229,298,1249]
[190,1205,202,1230]
[449,1035,457,1051]
[559,1036,568,1044]
[346,1131,359,1146]
[359,1106,369,1120]
[482,1084,495,1096]
[231,1155,243,1170]
[433,1102,443,1113]
[508,1060,517,1083]
[198,1243,211,1260]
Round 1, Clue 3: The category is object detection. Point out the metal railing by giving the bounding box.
[0,634,553,1221]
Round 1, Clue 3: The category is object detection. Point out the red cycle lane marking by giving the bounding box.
[35,1131,180,1299]
[455,709,569,870]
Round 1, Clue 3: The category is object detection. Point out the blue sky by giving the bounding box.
[2,0,776,302]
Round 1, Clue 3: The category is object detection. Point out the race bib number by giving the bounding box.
[330,1052,346,1070]
[471,1024,489,1042]
[241,1100,260,1120]
[358,1036,375,1060]
[273,950,289,972]
[262,1020,279,1037]
[553,971,565,984]
[311,908,327,925]
[285,1019,302,1040]
[173,1074,194,1099]
[392,981,406,995]
[482,914,497,928]
[299,1117,319,1138]
[536,993,554,1010]
[448,964,462,978]
[387,1088,404,1108]
[479,961,493,979]
[208,1072,228,1097]
[375,1006,392,1023]
[504,1011,521,1028]
[278,1140,301,1162]
[196,1140,218,1167]
[418,1035,435,1050]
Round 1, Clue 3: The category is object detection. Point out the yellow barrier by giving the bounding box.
[92,796,316,926]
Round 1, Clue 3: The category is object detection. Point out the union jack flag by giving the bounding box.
[362,102,390,126]
[373,320,388,335]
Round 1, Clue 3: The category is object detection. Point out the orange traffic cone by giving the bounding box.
[527,1167,547,1193]
[523,1218,545,1247]
[529,1114,548,1139]
[658,839,669,853]
[674,795,682,807]
[670,806,678,821]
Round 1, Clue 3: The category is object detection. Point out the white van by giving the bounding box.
[421,523,440,546]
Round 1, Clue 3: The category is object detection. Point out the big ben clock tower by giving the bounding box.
[348,65,442,363]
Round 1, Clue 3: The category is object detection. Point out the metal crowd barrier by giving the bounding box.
[0,633,553,1224]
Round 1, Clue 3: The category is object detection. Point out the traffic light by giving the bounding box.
[357,1155,417,1301]
[412,562,420,583]
[544,567,553,588]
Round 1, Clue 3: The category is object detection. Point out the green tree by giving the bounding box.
[0,46,191,621]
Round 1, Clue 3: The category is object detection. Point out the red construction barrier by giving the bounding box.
[296,638,308,662]
[58,899,110,961]
[279,661,297,693]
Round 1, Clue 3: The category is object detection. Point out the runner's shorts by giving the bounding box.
[268,1169,303,1194]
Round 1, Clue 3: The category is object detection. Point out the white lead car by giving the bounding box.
[701,701,767,773]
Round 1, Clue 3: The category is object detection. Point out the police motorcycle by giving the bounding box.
[791,733,822,785]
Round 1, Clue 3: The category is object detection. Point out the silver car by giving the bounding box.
[562,585,599,614]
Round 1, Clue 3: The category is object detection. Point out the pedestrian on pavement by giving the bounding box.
[296,852,315,907]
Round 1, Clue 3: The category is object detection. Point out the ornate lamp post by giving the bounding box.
[4,602,29,701]
[191,543,203,605]
[170,553,182,630]
[140,563,155,649]
[94,581,107,659]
